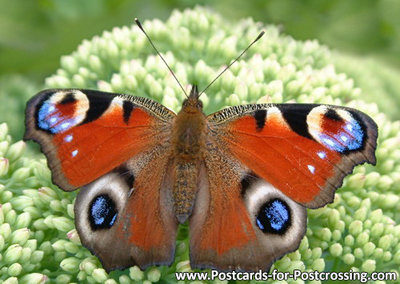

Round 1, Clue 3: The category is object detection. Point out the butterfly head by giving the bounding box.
[182,85,203,113]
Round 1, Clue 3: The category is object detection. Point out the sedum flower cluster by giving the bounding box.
[0,6,399,284]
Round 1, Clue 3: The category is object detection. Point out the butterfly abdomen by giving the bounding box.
[171,91,207,223]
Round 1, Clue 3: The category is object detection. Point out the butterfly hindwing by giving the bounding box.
[189,145,306,271]
[75,151,178,271]
[207,103,378,208]
[24,89,175,191]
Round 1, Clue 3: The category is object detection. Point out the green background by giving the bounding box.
[0,1,399,283]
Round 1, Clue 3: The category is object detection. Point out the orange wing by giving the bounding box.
[188,103,377,271]
[24,89,175,191]
[207,103,377,208]
[25,89,178,271]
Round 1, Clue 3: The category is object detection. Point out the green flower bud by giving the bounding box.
[0,123,8,141]
[377,175,393,190]
[3,277,18,284]
[77,270,87,281]
[380,193,399,209]
[288,260,305,271]
[33,218,48,230]
[11,167,31,183]
[92,268,108,282]
[61,55,78,74]
[356,232,369,246]
[347,196,361,208]
[343,253,355,265]
[0,223,12,239]
[38,187,58,199]
[332,230,341,241]
[1,190,13,203]
[311,258,325,271]
[52,216,74,232]
[0,158,9,176]
[55,274,72,284]
[60,257,80,273]
[354,207,368,221]
[7,263,22,276]
[0,234,4,250]
[329,243,343,257]
[0,141,9,156]
[4,244,23,264]
[312,247,322,259]
[5,209,16,225]
[176,260,192,272]
[373,248,384,259]
[382,251,392,262]
[10,228,30,245]
[119,275,131,284]
[11,196,34,211]
[23,206,42,219]
[354,248,364,259]
[276,256,291,271]
[49,200,64,212]
[25,239,37,251]
[349,220,363,235]
[363,242,376,257]
[52,240,68,251]
[89,55,102,71]
[66,229,80,245]
[31,250,44,263]
[6,140,26,161]
[361,259,376,273]
[346,173,365,189]
[393,250,400,264]
[54,251,67,262]
[105,279,118,284]
[378,235,392,250]
[147,267,161,282]
[364,172,380,187]
[80,259,97,274]
[129,266,144,281]
[19,247,32,263]
[20,273,48,284]
[66,203,74,218]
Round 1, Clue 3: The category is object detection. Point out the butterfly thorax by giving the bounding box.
[171,85,207,223]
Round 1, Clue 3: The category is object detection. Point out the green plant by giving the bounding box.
[0,7,399,283]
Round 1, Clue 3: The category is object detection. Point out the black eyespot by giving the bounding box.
[89,194,118,230]
[256,198,291,235]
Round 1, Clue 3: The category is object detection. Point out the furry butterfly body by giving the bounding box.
[24,85,377,272]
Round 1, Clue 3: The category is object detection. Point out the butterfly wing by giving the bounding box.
[207,103,377,208]
[189,146,307,271]
[25,89,178,271]
[189,103,377,271]
[24,89,175,191]
[74,153,178,271]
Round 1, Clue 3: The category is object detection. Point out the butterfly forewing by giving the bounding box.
[207,103,377,208]
[24,89,175,190]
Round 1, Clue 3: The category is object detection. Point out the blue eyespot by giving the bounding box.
[89,194,118,230]
[318,120,364,153]
[256,199,291,234]
[37,101,77,134]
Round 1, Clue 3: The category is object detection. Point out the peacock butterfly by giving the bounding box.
[24,20,377,272]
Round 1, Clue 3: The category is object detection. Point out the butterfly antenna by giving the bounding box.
[199,31,265,97]
[135,18,188,98]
